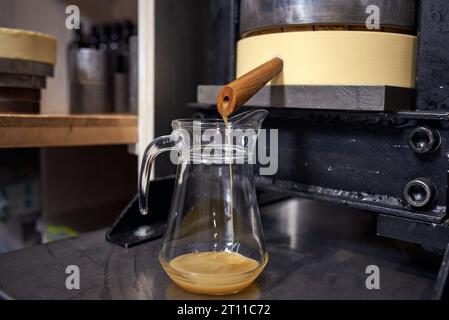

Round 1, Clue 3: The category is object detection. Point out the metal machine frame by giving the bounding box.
[193,0,449,252]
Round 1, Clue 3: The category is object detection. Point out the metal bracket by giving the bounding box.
[105,178,175,248]
[377,214,449,251]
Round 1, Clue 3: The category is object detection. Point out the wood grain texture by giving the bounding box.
[217,57,283,118]
[0,114,137,148]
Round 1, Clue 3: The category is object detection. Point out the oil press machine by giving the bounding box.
[107,0,449,298]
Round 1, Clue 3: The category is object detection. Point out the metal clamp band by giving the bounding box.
[240,0,417,37]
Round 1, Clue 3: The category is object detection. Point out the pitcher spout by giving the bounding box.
[228,109,269,130]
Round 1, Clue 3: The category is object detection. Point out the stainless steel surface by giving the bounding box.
[69,48,111,113]
[0,199,440,300]
[0,58,54,77]
[240,0,417,36]
[0,73,46,89]
[198,85,414,112]
[70,83,111,114]
[70,48,109,84]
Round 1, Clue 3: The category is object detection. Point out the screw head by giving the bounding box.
[408,127,440,154]
[404,178,436,208]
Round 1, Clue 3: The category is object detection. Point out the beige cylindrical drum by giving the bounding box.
[0,28,56,65]
[0,28,56,113]
[237,31,417,88]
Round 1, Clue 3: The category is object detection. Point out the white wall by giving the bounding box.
[0,0,72,114]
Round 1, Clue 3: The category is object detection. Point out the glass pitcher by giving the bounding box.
[138,110,269,295]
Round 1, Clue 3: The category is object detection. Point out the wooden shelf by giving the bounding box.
[0,113,138,148]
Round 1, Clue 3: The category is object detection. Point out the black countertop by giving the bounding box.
[0,199,442,300]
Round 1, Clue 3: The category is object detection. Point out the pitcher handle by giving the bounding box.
[138,134,180,215]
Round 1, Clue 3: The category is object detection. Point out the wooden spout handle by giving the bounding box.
[217,57,283,118]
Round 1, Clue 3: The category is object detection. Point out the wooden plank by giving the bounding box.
[0,113,138,148]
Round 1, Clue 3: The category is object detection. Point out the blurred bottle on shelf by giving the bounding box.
[69,23,110,114]
[88,25,99,49]
[69,22,86,50]
[113,21,132,114]
[118,20,134,73]
[98,24,110,52]
[129,34,138,115]
[69,20,137,115]
[69,48,111,114]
